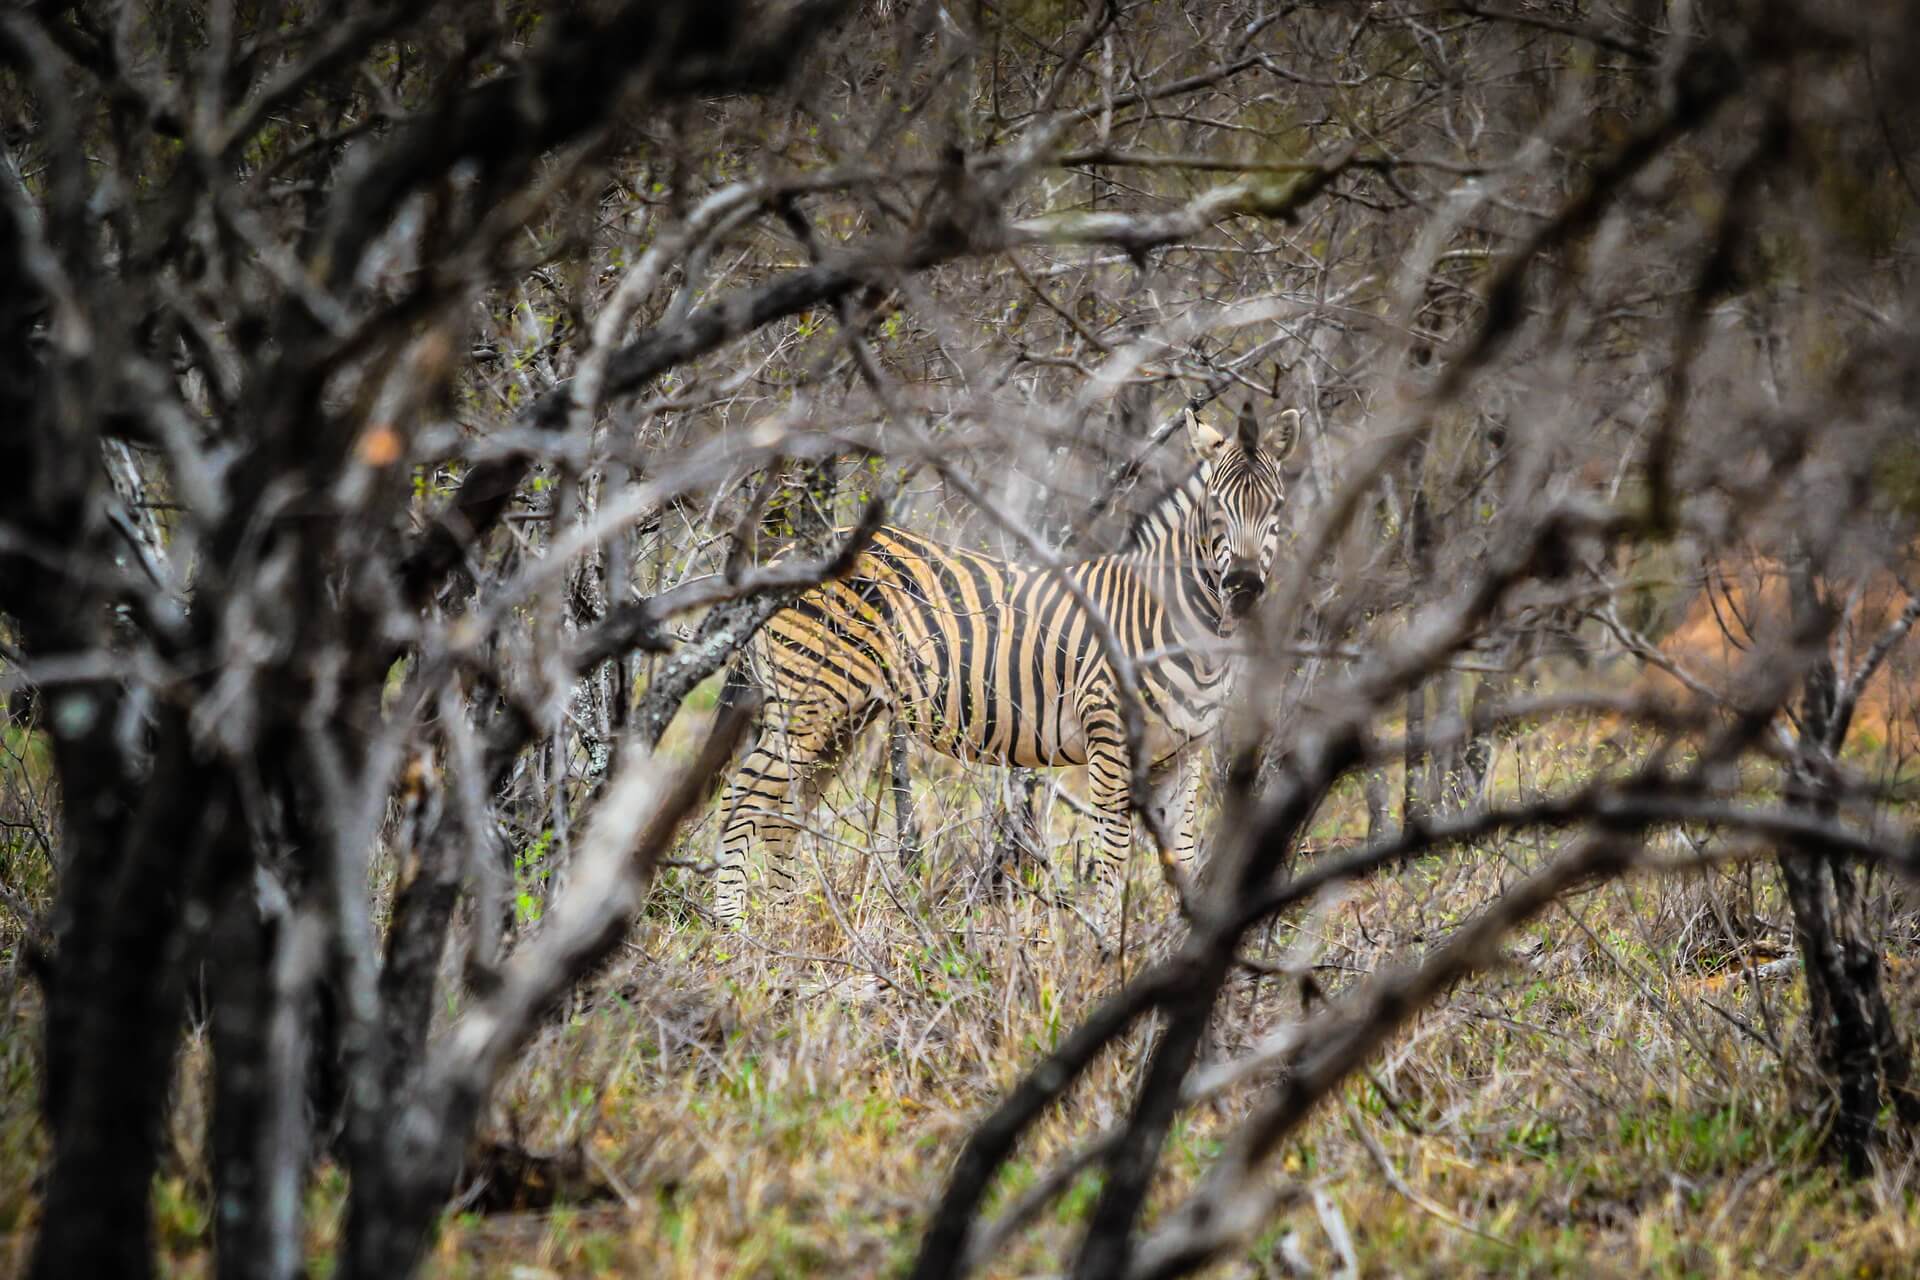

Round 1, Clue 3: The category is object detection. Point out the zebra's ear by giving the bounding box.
[1271,408,1301,461]
[1237,399,1260,453]
[1185,407,1225,458]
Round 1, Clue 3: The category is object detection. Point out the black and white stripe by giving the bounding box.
[713,401,1299,924]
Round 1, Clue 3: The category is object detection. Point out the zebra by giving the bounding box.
[711,399,1300,927]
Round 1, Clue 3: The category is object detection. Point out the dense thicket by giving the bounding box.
[4,2,1920,1276]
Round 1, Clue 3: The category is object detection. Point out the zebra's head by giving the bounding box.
[1185,400,1299,622]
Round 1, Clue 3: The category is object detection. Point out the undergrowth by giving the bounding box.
[3,720,1919,1278]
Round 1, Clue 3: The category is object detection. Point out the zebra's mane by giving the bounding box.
[1116,460,1208,554]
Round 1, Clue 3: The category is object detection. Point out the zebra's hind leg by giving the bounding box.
[712,699,873,926]
[714,719,808,927]
[1081,700,1139,950]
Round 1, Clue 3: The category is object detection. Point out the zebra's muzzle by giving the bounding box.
[1222,568,1262,617]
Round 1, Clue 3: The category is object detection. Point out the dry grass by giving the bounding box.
[4,719,1920,1278]
[415,722,1920,1278]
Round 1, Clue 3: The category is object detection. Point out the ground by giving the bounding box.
[3,718,1920,1278]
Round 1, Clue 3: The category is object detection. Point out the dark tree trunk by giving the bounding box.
[1778,560,1920,1172]
[29,786,172,1280]
[1070,963,1228,1280]
[1776,846,1918,1171]
[1462,676,1499,810]
[1403,680,1428,829]
[32,749,246,1280]
[341,697,532,1278]
[0,128,171,1280]
[380,829,463,1103]
[209,883,278,1280]
[1432,667,1466,812]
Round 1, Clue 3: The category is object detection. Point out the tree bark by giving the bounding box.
[32,748,247,1280]
[1778,558,1920,1172]
[1402,443,1434,829]
[890,719,923,871]
[209,881,278,1280]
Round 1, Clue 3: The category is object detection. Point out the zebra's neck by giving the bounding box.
[1115,462,1230,641]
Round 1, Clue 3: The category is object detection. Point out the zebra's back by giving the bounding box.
[752,526,1195,770]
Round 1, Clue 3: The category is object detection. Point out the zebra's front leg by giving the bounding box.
[1149,749,1202,884]
[1082,710,1138,947]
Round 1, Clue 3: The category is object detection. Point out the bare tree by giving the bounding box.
[4,1,1920,1276]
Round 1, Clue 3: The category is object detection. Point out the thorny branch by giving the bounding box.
[6,2,1920,1278]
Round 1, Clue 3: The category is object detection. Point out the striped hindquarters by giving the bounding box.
[749,527,1200,770]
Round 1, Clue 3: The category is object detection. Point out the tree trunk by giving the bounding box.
[1778,562,1920,1172]
[32,748,246,1280]
[1403,681,1428,829]
[1432,667,1467,812]
[1402,442,1434,829]
[1362,766,1392,841]
[208,881,278,1280]
[890,719,923,871]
